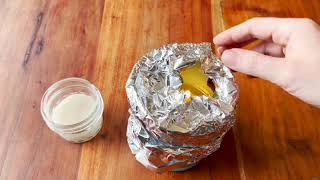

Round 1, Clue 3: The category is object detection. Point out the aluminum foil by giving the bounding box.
[126,43,238,172]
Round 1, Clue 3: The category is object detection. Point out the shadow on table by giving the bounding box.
[177,130,242,179]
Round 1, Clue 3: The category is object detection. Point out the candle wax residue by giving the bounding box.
[52,94,96,125]
[180,63,215,103]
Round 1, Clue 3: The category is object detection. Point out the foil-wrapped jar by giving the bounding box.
[126,43,238,172]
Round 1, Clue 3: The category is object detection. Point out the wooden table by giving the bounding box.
[1,0,320,179]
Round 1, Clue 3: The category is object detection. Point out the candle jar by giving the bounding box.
[41,78,104,143]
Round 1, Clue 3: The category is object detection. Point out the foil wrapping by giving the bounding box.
[126,43,238,172]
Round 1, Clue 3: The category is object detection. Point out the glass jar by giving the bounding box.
[41,78,104,143]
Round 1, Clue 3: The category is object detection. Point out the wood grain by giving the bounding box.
[0,0,104,179]
[0,0,320,179]
[221,0,320,179]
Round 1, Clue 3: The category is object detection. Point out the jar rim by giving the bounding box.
[40,77,104,133]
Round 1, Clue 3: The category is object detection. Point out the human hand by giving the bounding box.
[213,18,320,107]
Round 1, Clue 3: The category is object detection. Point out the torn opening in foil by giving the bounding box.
[126,43,238,172]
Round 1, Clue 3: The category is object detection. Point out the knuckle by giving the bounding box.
[299,18,317,28]
[244,52,260,71]
[277,63,297,91]
[302,18,316,24]
[287,18,319,34]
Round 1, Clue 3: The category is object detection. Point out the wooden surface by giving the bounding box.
[0,0,320,179]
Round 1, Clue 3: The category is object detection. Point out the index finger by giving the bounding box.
[213,17,293,46]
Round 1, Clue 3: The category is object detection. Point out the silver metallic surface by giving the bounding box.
[126,43,238,172]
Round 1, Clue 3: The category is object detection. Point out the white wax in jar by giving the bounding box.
[52,93,96,125]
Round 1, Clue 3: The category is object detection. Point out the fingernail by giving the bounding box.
[213,35,221,44]
[213,36,217,44]
[221,50,237,67]
[217,46,225,57]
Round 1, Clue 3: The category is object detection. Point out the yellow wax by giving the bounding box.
[180,63,215,102]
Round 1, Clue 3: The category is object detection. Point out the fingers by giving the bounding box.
[252,42,285,57]
[216,39,257,56]
[217,41,285,58]
[221,48,286,83]
[214,17,293,46]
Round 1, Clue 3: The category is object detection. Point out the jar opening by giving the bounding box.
[41,78,104,134]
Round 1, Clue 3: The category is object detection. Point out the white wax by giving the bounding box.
[52,93,96,125]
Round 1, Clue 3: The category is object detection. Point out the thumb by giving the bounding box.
[221,48,286,84]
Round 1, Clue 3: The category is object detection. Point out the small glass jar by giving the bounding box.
[41,78,104,143]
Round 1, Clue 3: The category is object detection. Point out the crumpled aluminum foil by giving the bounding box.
[126,43,238,172]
